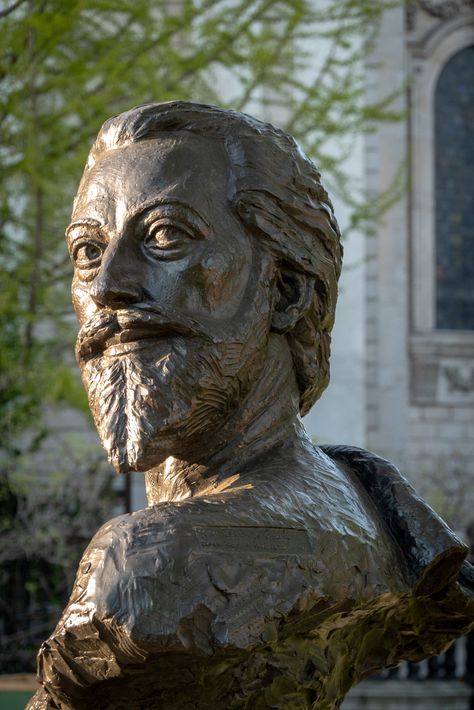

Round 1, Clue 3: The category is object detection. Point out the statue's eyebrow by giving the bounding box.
[65,200,211,243]
[65,218,103,243]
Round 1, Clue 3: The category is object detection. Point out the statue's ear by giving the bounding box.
[271,266,314,334]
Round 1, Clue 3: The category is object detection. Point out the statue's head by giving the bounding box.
[67,101,342,473]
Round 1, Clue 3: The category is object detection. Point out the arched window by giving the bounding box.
[435,45,474,330]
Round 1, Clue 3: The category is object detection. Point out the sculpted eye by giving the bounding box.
[144,222,190,257]
[72,240,105,269]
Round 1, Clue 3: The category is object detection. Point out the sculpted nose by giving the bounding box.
[90,275,143,308]
[89,247,144,308]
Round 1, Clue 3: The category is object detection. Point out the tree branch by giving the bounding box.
[0,0,27,19]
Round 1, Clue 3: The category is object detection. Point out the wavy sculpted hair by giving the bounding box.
[83,101,343,416]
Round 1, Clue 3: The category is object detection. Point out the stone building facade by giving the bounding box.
[310,0,474,540]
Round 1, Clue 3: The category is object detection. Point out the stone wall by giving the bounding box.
[363,0,474,537]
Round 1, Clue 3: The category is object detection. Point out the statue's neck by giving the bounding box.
[145,335,303,504]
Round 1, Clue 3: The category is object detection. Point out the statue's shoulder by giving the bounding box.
[321,444,473,596]
[320,443,407,480]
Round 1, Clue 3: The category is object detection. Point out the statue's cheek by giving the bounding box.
[71,275,99,322]
[188,251,250,312]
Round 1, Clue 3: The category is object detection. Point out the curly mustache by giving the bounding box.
[75,303,212,363]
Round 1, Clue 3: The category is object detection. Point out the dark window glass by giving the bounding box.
[435,45,474,330]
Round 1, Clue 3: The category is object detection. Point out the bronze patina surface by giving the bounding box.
[28,102,474,710]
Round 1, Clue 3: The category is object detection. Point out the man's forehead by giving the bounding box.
[72,134,230,230]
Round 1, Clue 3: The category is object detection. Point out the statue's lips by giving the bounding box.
[103,328,164,356]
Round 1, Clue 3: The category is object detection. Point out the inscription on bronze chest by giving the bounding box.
[194,525,311,556]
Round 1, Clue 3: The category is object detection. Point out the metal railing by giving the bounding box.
[372,634,474,707]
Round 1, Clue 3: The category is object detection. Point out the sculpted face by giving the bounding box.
[68,135,274,472]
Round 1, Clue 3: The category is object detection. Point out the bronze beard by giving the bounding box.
[76,297,270,473]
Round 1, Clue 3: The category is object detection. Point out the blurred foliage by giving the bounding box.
[0,443,118,672]
[414,452,474,537]
[0,0,402,672]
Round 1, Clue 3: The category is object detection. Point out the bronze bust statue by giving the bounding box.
[29,102,474,710]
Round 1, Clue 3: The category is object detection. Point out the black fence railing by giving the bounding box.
[373,633,474,701]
